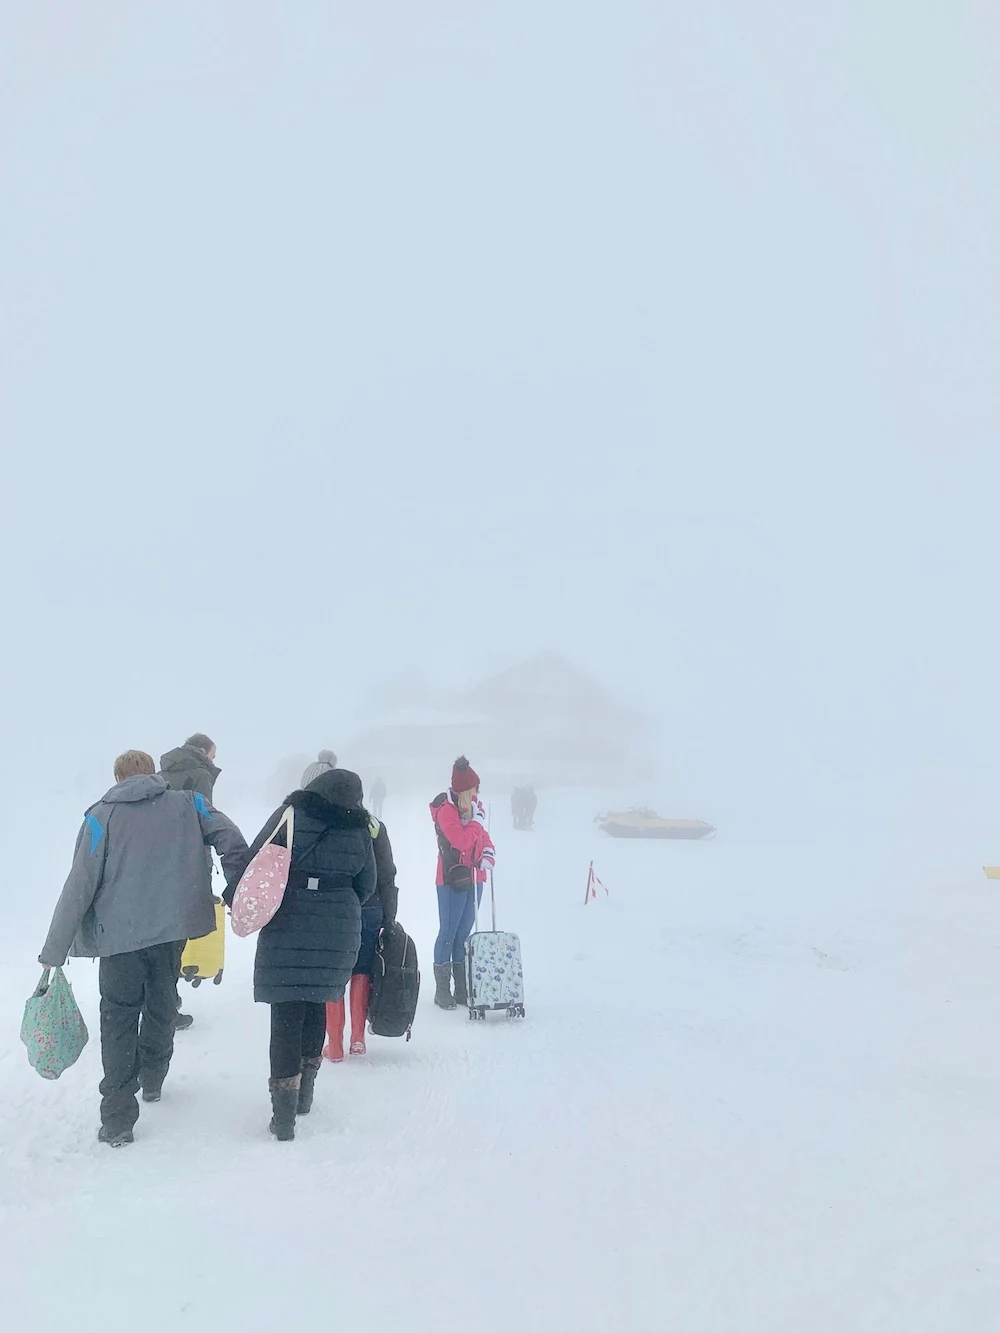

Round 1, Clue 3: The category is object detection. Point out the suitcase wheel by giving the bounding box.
[191,977,202,989]
[507,1004,526,1019]
[213,969,223,986]
[181,966,198,981]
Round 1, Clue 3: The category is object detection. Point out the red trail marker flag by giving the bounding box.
[583,861,609,904]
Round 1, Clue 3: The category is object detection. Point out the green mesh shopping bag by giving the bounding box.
[21,967,89,1079]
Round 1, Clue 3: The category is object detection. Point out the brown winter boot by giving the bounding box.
[434,963,456,1010]
[297,1057,322,1116]
[269,1075,300,1141]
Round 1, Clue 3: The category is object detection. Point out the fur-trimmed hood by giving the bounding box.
[285,789,372,830]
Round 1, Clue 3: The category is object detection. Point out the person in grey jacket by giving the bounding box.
[159,734,220,802]
[159,732,221,1029]
[39,750,248,1148]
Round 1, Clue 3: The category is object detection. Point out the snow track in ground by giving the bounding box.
[2,795,999,1331]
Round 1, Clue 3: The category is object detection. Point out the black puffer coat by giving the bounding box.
[230,790,377,1005]
[371,818,398,926]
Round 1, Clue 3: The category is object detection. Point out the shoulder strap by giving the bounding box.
[276,805,343,871]
[263,805,295,851]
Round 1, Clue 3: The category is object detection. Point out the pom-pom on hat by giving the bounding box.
[451,756,481,794]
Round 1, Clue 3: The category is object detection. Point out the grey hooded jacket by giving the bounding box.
[39,775,248,967]
[160,745,220,801]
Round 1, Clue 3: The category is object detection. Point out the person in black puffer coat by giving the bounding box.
[225,768,376,1141]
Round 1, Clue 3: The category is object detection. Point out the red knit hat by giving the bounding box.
[451,756,481,794]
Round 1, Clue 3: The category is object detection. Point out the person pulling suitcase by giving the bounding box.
[430,757,496,1009]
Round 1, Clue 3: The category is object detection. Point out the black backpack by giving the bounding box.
[368,921,420,1041]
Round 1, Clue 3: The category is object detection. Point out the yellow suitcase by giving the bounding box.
[180,899,226,987]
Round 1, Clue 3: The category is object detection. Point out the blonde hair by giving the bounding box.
[114,750,156,783]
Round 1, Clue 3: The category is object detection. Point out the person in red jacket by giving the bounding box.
[430,756,496,1009]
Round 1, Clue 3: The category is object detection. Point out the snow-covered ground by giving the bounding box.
[2,792,999,1332]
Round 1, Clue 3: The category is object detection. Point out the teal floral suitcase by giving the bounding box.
[465,930,525,1020]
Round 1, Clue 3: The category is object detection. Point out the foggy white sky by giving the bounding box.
[2,2,997,827]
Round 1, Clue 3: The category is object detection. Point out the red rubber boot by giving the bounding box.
[349,974,372,1055]
[323,999,345,1062]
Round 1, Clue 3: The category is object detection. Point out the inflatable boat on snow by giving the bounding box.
[596,809,716,840]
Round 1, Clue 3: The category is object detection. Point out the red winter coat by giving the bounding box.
[431,792,496,888]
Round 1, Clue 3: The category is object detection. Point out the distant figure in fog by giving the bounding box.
[39,750,246,1148]
[511,785,537,830]
[522,785,537,830]
[370,776,387,820]
[227,768,375,1142]
[301,749,337,788]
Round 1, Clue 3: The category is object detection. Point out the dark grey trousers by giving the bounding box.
[98,941,184,1134]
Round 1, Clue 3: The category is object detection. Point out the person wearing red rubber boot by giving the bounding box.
[323,805,399,1060]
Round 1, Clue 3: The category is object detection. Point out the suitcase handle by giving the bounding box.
[473,867,498,934]
[474,805,497,934]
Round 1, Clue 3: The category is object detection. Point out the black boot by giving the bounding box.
[140,1072,165,1104]
[434,963,456,1010]
[298,1057,322,1116]
[269,1075,300,1141]
[452,960,468,1008]
[174,986,193,1030]
[98,1125,135,1148]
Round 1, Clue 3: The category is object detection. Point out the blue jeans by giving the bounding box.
[434,885,482,966]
